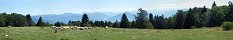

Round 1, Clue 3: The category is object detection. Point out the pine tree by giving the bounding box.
[212,1,216,9]
[154,15,166,29]
[183,8,195,29]
[81,14,89,27]
[36,17,43,26]
[68,20,72,26]
[120,13,130,28]
[26,14,35,26]
[149,13,154,24]
[174,10,185,29]
[135,8,153,29]
[206,1,223,27]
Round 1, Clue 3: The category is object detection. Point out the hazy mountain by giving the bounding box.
[106,13,135,22]
[32,12,115,24]
[31,9,179,24]
[32,13,82,24]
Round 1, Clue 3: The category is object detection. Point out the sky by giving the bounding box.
[0,0,232,15]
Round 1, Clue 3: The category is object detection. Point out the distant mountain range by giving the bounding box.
[31,9,179,24]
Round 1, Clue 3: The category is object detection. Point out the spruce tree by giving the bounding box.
[120,13,130,28]
[26,14,35,26]
[174,10,185,29]
[149,13,154,25]
[36,17,43,26]
[183,8,195,29]
[81,14,89,27]
[206,1,223,27]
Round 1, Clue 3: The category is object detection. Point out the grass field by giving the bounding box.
[0,27,233,40]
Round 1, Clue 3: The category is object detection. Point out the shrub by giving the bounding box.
[54,22,62,27]
[221,22,233,31]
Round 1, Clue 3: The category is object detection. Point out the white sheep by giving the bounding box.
[51,26,56,29]
[105,26,109,29]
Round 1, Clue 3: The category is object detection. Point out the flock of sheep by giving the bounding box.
[51,26,109,33]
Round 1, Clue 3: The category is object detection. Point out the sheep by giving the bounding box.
[105,26,109,29]
[79,28,85,30]
[88,27,93,29]
[52,26,97,31]
[51,26,56,29]
[7,26,11,28]
[5,34,8,36]
[62,26,70,29]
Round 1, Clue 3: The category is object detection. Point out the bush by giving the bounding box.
[54,22,62,27]
[221,22,233,31]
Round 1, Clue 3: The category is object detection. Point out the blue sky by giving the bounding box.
[0,0,232,15]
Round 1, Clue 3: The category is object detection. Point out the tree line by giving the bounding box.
[0,12,52,27]
[0,13,35,27]
[117,1,233,29]
[1,1,233,29]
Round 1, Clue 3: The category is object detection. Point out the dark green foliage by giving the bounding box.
[89,20,94,26]
[107,21,113,27]
[54,22,62,27]
[206,2,224,27]
[165,17,175,29]
[100,20,105,27]
[149,13,154,25]
[0,13,5,27]
[104,21,108,26]
[36,17,43,26]
[196,6,208,28]
[81,14,89,27]
[120,13,130,28]
[154,15,166,29]
[92,20,112,27]
[0,13,34,27]
[93,20,100,27]
[10,13,28,27]
[183,8,195,29]
[44,22,52,26]
[142,20,154,29]
[26,14,35,26]
[68,20,81,26]
[130,20,136,28]
[174,10,185,29]
[0,13,27,27]
[113,20,120,28]
[221,22,233,31]
[225,1,233,22]
[135,8,153,29]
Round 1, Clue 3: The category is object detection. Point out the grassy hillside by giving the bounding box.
[0,27,233,40]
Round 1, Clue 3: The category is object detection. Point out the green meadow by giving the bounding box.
[0,27,232,40]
